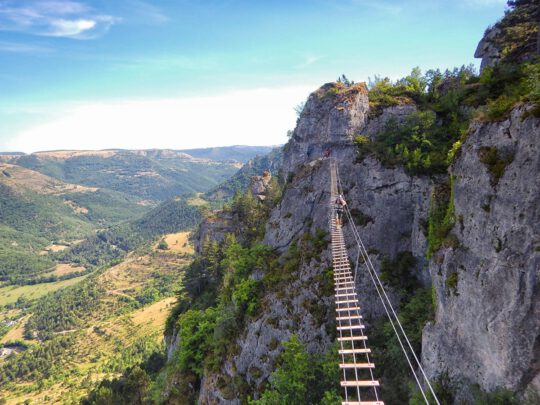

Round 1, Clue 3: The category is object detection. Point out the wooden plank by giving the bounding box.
[336,306,360,312]
[339,347,370,354]
[335,292,357,298]
[339,363,375,369]
[337,335,367,341]
[337,325,365,331]
[336,315,363,321]
[340,380,380,387]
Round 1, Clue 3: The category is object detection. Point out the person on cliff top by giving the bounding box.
[335,194,347,226]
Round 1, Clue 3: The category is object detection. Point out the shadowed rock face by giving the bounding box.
[423,105,540,399]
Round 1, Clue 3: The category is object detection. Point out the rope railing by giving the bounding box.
[333,161,440,405]
[330,161,383,405]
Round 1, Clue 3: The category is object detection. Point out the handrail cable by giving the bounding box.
[330,161,383,405]
[334,161,440,405]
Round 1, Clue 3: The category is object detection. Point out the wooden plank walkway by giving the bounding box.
[330,161,383,405]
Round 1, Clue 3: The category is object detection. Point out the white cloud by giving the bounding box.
[46,18,96,37]
[6,86,314,153]
[0,0,118,39]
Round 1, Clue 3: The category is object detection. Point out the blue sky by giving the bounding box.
[0,0,508,152]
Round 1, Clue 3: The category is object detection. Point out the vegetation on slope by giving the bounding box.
[55,197,201,270]
[0,165,150,285]
[11,150,242,201]
[0,246,190,403]
[359,0,539,177]
[250,336,340,405]
[360,60,539,175]
[205,148,283,203]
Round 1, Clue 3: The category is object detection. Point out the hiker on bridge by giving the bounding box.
[335,194,347,225]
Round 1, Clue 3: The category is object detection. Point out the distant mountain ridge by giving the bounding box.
[180,145,275,162]
[1,146,274,201]
[0,145,275,163]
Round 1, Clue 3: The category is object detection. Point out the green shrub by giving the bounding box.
[409,373,454,405]
[349,208,373,226]
[353,135,373,162]
[370,288,435,403]
[445,272,459,295]
[478,147,513,186]
[380,251,419,294]
[157,239,169,250]
[174,308,218,377]
[232,278,261,316]
[427,178,455,258]
[470,384,519,405]
[250,336,339,405]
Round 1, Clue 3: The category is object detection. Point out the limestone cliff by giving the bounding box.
[165,70,539,404]
[189,83,440,403]
[423,105,540,399]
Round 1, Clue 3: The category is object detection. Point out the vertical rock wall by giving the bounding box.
[423,106,540,398]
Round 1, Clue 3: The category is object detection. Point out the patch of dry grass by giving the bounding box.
[155,231,194,254]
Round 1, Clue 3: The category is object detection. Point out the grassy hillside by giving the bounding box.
[7,149,246,201]
[0,237,193,404]
[0,164,149,285]
[56,196,202,270]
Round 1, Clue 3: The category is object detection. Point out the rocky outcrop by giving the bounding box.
[363,104,417,140]
[282,82,369,175]
[194,211,234,254]
[423,105,540,399]
[474,26,502,71]
[250,171,272,201]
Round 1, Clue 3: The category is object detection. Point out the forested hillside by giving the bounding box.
[3,149,250,201]
[0,164,148,285]
[204,148,283,203]
[0,179,210,403]
[0,145,275,402]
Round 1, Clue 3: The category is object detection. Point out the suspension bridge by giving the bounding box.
[328,161,440,405]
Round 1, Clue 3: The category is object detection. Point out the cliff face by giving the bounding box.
[423,105,540,397]
[166,82,539,403]
[193,83,438,403]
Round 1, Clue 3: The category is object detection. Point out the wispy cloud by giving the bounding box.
[127,0,170,25]
[296,55,324,69]
[0,0,119,39]
[348,0,403,15]
[0,40,53,54]
[458,0,507,8]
